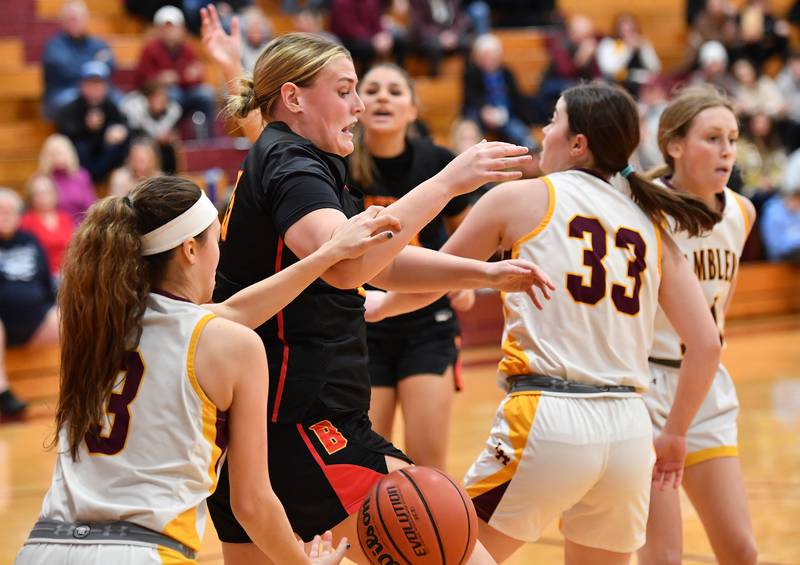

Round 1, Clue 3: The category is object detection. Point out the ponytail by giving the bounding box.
[627,172,720,236]
[54,176,205,459]
[55,197,149,460]
[223,75,258,121]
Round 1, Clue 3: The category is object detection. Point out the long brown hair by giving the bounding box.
[653,83,735,178]
[562,83,720,236]
[223,32,350,121]
[350,63,417,189]
[55,176,207,459]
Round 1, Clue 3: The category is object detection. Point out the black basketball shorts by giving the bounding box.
[367,324,460,389]
[208,411,413,542]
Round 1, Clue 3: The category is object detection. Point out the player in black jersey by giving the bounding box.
[201,8,554,564]
[349,64,476,471]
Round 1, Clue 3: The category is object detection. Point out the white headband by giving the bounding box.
[140,192,218,256]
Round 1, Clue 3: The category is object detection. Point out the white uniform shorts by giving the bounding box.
[16,542,194,564]
[464,391,655,553]
[644,362,739,467]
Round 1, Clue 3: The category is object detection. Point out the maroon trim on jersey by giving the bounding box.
[151,288,193,303]
[271,238,291,423]
[296,424,384,515]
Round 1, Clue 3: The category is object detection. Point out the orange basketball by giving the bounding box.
[357,466,479,565]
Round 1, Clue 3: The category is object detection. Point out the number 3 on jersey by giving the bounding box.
[566,215,647,315]
[85,351,145,456]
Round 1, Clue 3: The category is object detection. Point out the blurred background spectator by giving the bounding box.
[121,80,181,174]
[535,15,600,121]
[761,150,800,262]
[684,0,739,73]
[239,6,273,72]
[596,13,661,96]
[736,112,788,200]
[409,0,474,76]
[735,0,790,71]
[731,58,786,118]
[777,51,800,151]
[0,189,60,418]
[449,118,482,155]
[36,134,96,226]
[42,1,116,121]
[55,61,130,183]
[635,78,670,170]
[462,33,535,148]
[19,176,73,281]
[109,137,164,197]
[691,40,737,94]
[330,0,407,74]
[134,6,216,139]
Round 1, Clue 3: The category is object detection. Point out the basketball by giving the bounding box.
[357,466,478,565]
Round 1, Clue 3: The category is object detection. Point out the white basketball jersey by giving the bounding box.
[499,170,662,390]
[651,186,750,360]
[39,292,224,553]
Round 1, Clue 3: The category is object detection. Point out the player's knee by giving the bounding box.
[720,537,758,565]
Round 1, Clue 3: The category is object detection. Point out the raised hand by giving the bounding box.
[652,431,687,491]
[326,206,402,261]
[437,141,532,196]
[485,259,555,309]
[200,4,242,76]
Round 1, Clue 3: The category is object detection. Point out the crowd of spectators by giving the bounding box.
[4,0,800,417]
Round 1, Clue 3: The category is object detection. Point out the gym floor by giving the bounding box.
[1,316,799,564]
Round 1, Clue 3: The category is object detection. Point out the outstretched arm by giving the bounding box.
[203,207,400,327]
[285,142,532,289]
[366,180,554,321]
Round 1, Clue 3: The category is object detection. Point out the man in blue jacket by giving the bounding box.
[42,1,116,120]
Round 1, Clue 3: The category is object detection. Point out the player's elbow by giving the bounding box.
[320,262,366,290]
[688,328,722,367]
[230,486,271,527]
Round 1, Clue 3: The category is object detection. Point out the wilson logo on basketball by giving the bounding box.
[360,494,402,565]
[387,485,429,556]
[357,467,479,565]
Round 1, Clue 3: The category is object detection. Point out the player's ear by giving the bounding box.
[179,238,198,264]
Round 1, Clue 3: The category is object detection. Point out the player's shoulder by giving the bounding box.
[197,317,265,363]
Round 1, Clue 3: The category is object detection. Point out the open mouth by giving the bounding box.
[372,109,394,118]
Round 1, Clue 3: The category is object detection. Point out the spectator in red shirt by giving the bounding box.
[329,0,406,74]
[20,175,73,279]
[134,6,217,138]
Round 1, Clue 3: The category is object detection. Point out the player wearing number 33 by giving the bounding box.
[15,176,407,565]
[367,83,723,564]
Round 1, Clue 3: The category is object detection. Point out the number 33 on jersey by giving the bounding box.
[498,170,662,391]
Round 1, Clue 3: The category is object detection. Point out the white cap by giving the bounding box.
[154,5,185,27]
[698,41,728,68]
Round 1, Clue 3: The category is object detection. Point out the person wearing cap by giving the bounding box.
[15,175,402,564]
[42,0,117,121]
[135,6,217,139]
[55,61,130,183]
[690,40,737,95]
[761,149,800,262]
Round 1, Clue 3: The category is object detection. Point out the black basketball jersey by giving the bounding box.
[348,137,471,333]
[214,122,370,423]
